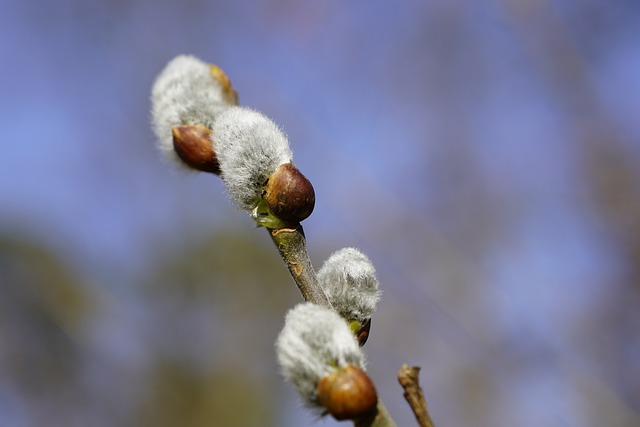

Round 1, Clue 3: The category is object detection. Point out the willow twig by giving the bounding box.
[267,225,331,307]
[398,364,434,427]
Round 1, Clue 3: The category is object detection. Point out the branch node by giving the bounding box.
[271,227,298,236]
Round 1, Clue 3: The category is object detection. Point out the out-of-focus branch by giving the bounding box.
[398,364,435,427]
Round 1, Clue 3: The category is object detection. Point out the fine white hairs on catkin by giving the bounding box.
[212,106,292,210]
[276,303,365,410]
[151,55,229,167]
[317,248,381,323]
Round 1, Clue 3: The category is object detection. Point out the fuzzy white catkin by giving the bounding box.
[151,55,229,167]
[212,106,292,210]
[276,303,365,410]
[317,248,381,323]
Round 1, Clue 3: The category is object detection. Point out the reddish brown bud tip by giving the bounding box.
[210,64,239,105]
[265,163,315,224]
[317,365,378,421]
[172,125,220,174]
[356,318,372,347]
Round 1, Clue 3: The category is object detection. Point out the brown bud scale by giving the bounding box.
[265,163,315,224]
[172,125,220,174]
[209,64,239,105]
[316,365,378,421]
[356,318,372,347]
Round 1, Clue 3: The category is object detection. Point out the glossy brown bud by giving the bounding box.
[172,125,220,174]
[209,64,239,105]
[265,163,315,224]
[316,365,378,421]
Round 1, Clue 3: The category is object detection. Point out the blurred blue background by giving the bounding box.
[1,0,639,426]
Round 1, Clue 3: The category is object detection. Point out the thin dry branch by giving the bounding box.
[398,364,435,427]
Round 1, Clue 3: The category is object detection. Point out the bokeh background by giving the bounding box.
[1,0,639,426]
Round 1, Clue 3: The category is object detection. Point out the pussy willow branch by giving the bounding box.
[267,224,398,427]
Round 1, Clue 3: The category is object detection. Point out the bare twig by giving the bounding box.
[398,364,435,427]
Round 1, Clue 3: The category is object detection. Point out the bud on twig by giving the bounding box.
[265,163,315,224]
[172,125,220,174]
[151,55,233,168]
[276,303,368,416]
[317,248,381,344]
[213,106,293,211]
[317,364,378,421]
